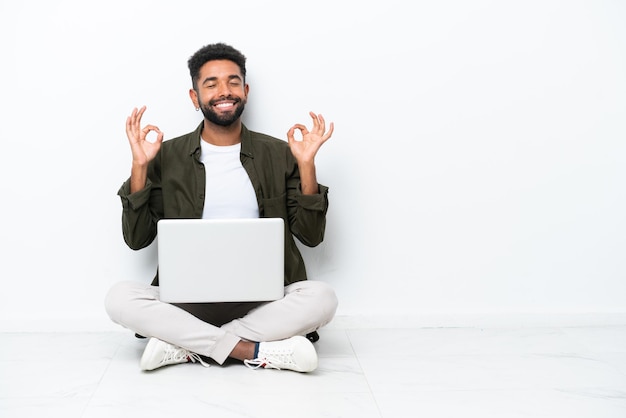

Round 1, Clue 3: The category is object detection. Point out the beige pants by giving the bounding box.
[104,280,338,364]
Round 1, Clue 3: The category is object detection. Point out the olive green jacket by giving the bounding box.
[118,122,329,287]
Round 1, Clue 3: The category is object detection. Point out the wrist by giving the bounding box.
[132,159,149,170]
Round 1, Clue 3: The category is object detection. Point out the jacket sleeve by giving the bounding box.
[286,153,329,247]
[117,158,164,250]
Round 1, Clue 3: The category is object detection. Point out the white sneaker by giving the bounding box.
[140,337,209,371]
[244,335,318,372]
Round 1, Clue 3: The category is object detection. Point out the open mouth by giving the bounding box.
[214,102,235,110]
[211,97,240,111]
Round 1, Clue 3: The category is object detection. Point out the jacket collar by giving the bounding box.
[188,121,254,159]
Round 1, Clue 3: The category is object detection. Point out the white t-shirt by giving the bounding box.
[199,140,259,219]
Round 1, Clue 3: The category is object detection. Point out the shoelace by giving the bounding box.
[188,352,210,368]
[162,346,210,368]
[244,349,299,370]
[244,357,281,370]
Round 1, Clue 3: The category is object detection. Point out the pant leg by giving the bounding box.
[104,281,240,364]
[104,280,338,364]
[221,280,338,343]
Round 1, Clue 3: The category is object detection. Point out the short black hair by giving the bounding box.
[187,43,247,90]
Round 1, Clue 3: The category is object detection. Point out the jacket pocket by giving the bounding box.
[262,192,288,219]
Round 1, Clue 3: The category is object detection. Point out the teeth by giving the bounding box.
[215,103,233,108]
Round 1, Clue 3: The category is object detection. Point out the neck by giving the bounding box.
[201,119,242,146]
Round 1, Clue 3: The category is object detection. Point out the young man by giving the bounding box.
[105,43,338,373]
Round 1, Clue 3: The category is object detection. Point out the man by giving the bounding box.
[105,43,338,373]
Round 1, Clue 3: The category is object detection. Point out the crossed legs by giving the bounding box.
[104,280,338,367]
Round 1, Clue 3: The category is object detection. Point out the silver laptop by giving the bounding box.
[157,218,285,303]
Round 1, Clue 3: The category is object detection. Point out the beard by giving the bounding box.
[199,96,246,127]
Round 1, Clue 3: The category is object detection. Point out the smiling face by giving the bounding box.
[190,59,249,127]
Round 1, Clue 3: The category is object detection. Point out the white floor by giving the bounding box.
[1,324,626,417]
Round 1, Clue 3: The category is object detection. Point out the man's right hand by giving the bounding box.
[126,106,163,193]
[126,106,164,166]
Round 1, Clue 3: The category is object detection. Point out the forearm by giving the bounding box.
[298,161,319,195]
[130,161,149,194]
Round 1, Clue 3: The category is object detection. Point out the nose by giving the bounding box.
[216,81,232,97]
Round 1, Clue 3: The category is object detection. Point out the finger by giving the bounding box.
[142,124,161,132]
[141,125,161,141]
[127,108,143,139]
[308,111,321,132]
[291,124,308,136]
[136,105,147,120]
[315,113,327,134]
[127,108,141,135]
[323,121,334,140]
[287,125,305,146]
[127,108,136,124]
[286,126,296,145]
[126,116,134,139]
[155,130,165,145]
[130,106,146,129]
[136,107,147,129]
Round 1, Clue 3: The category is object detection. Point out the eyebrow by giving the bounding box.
[201,74,243,86]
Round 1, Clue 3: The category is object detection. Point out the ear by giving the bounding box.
[189,88,199,109]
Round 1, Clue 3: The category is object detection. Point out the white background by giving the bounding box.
[1,0,625,330]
